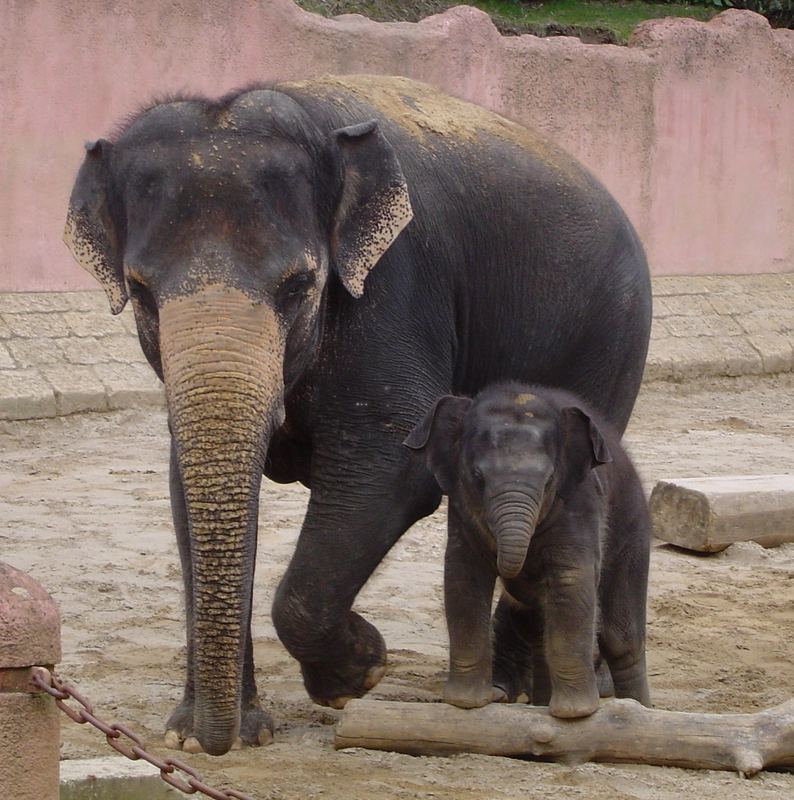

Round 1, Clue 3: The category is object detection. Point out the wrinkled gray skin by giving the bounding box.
[64,75,651,755]
[405,383,651,718]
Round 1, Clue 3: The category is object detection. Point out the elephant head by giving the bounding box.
[64,90,412,755]
[404,385,611,579]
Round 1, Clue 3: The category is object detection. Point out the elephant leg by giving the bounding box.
[599,497,651,707]
[600,628,650,707]
[595,656,615,698]
[543,552,600,719]
[443,509,501,709]
[491,593,540,703]
[272,442,441,708]
[530,642,552,706]
[164,439,273,751]
[598,576,651,706]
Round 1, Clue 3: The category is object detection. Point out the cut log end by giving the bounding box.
[650,474,794,553]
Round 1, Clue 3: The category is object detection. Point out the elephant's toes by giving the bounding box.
[363,663,387,691]
[164,700,274,752]
[311,665,388,707]
[492,681,529,703]
[164,729,184,751]
[239,706,275,747]
[307,659,387,709]
[164,700,194,751]
[319,694,355,710]
[302,616,388,707]
[172,735,243,754]
[443,678,497,709]
[492,655,534,704]
[549,685,599,719]
[182,736,205,754]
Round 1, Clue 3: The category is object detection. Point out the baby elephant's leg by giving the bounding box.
[443,512,502,709]
[599,501,651,706]
[598,575,651,705]
[492,593,538,703]
[544,558,600,719]
[595,655,615,698]
[598,610,650,705]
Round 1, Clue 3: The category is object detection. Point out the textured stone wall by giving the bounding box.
[2,274,791,420]
[1,1,792,292]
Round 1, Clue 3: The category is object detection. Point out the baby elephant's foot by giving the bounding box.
[492,665,531,704]
[164,699,274,753]
[444,677,505,709]
[548,682,599,719]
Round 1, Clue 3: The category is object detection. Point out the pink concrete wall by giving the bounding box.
[1,1,792,292]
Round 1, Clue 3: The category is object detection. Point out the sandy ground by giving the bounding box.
[1,374,793,799]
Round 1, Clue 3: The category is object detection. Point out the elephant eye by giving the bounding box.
[127,275,158,317]
[276,271,315,310]
[471,466,484,484]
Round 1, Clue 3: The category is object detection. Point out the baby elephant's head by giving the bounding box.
[404,385,611,579]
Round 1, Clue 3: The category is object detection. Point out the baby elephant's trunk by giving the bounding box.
[489,491,542,579]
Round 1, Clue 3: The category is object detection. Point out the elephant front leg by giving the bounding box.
[164,441,273,751]
[272,444,442,708]
[443,511,502,709]
[543,550,600,719]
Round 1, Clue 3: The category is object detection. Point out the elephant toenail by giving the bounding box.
[182,736,203,754]
[327,695,354,710]
[163,730,183,750]
[492,686,508,703]
[257,729,274,746]
[363,664,387,690]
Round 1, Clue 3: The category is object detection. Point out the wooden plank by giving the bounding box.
[335,698,794,776]
[649,474,794,552]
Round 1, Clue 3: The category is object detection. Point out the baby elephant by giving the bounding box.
[404,383,651,718]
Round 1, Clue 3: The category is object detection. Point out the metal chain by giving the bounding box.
[30,667,256,800]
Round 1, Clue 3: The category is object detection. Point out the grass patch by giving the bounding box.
[295,0,720,43]
[477,0,717,40]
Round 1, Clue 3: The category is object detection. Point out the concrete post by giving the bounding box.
[0,561,61,800]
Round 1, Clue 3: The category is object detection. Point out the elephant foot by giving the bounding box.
[302,614,388,709]
[444,677,506,709]
[492,659,532,704]
[164,698,274,752]
[548,681,599,719]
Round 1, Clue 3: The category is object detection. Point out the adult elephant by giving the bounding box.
[65,76,651,756]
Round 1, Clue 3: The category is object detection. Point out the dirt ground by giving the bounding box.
[1,374,793,799]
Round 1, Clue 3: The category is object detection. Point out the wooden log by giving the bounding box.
[649,474,794,552]
[335,698,794,776]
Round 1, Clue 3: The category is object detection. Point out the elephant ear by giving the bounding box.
[558,406,612,500]
[403,395,472,494]
[63,139,127,314]
[331,120,413,298]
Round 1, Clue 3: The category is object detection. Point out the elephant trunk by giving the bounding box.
[488,491,541,580]
[160,285,285,756]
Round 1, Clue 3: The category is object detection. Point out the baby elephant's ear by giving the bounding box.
[562,407,612,467]
[403,395,472,493]
[559,407,612,498]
